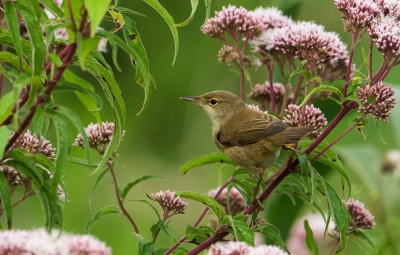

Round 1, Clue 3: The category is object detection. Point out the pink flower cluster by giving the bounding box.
[151,190,188,217]
[283,104,327,136]
[334,0,380,32]
[247,82,289,112]
[357,82,396,122]
[201,5,264,42]
[344,198,375,231]
[208,241,288,255]
[0,229,111,255]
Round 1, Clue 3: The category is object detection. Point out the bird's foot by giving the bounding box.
[283,144,300,153]
[252,196,264,211]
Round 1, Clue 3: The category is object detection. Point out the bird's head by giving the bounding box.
[180,90,246,126]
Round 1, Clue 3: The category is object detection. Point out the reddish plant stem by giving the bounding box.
[185,101,358,255]
[369,38,373,82]
[108,162,140,234]
[3,42,78,155]
[164,178,232,255]
[44,45,71,75]
[343,33,357,101]
[292,75,304,104]
[266,63,276,112]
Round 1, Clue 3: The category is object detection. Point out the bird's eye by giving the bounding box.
[210,99,218,105]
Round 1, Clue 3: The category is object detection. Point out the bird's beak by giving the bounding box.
[180,96,201,104]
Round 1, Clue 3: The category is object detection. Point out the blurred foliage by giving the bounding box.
[0,0,399,254]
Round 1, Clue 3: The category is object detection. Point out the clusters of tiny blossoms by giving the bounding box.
[201,5,263,42]
[357,82,396,122]
[0,228,111,255]
[150,190,188,219]
[368,15,400,57]
[74,122,125,155]
[208,242,288,255]
[334,0,380,33]
[247,82,289,112]
[251,7,293,30]
[344,198,375,231]
[10,130,55,159]
[208,187,246,215]
[283,104,327,136]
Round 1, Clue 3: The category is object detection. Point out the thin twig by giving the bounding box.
[266,63,276,112]
[108,161,140,234]
[343,33,358,101]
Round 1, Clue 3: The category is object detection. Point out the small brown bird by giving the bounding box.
[181,90,311,202]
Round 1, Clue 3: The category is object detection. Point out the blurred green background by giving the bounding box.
[4,0,400,254]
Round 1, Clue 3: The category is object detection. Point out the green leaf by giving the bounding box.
[152,221,176,242]
[90,50,114,76]
[121,175,165,199]
[7,149,44,185]
[374,120,387,145]
[121,15,152,114]
[85,205,120,233]
[304,220,318,255]
[300,85,343,106]
[16,3,45,76]
[0,51,33,76]
[0,170,12,229]
[89,63,125,175]
[176,0,199,27]
[116,6,146,17]
[47,108,73,186]
[54,105,92,171]
[87,169,109,215]
[296,152,312,192]
[77,35,100,70]
[175,191,225,222]
[18,149,55,173]
[68,157,99,168]
[186,225,214,243]
[31,105,45,135]
[130,199,161,220]
[180,152,236,174]
[0,126,12,159]
[257,223,289,253]
[40,0,63,17]
[299,139,351,199]
[290,69,312,82]
[135,233,155,255]
[310,166,317,205]
[142,0,179,64]
[228,214,254,246]
[323,179,348,254]
[54,81,103,112]
[0,63,13,84]
[4,2,23,65]
[202,0,212,26]
[85,0,109,37]
[352,230,377,253]
[62,68,102,124]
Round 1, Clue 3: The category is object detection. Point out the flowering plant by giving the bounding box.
[0,0,397,255]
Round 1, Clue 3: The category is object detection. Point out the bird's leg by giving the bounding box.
[252,171,265,211]
[283,144,301,153]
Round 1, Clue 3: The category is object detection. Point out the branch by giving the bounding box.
[108,162,140,234]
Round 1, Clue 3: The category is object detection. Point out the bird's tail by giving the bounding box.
[272,126,313,145]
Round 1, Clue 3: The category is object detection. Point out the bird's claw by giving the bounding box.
[252,197,264,211]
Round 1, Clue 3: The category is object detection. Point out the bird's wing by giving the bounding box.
[218,117,288,147]
[234,118,288,145]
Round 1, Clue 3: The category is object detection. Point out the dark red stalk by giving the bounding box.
[266,64,276,112]
[343,33,357,101]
